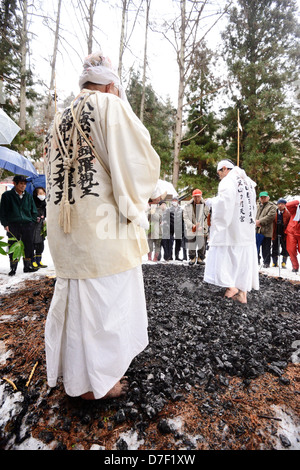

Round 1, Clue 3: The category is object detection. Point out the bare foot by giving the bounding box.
[80,377,129,400]
[224,287,239,298]
[233,291,247,304]
[102,378,129,399]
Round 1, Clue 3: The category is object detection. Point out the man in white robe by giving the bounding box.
[44,51,160,400]
[204,160,259,304]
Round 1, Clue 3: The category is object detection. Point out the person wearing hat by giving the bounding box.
[44,50,160,401]
[271,198,291,268]
[256,191,277,267]
[0,174,38,275]
[204,160,259,304]
[183,188,210,265]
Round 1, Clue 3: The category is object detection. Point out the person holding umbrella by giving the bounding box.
[0,174,38,275]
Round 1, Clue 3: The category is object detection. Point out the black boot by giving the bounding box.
[8,260,18,276]
[23,258,39,273]
[36,255,47,268]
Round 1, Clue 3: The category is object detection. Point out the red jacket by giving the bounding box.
[285,200,300,237]
[272,207,291,240]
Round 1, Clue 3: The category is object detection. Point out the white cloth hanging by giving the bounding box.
[45,266,148,399]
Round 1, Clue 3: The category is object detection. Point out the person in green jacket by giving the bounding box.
[255,191,277,268]
[0,174,38,276]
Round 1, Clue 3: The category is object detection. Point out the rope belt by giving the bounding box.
[53,91,111,234]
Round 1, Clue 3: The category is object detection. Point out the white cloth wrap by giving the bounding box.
[45,265,148,399]
[217,160,235,171]
[79,63,127,102]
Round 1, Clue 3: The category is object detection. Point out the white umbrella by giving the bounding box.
[0,109,21,144]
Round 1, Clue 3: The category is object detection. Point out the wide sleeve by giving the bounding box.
[210,177,236,231]
[104,97,160,229]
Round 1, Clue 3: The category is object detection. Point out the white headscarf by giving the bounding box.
[217,160,235,171]
[78,51,127,102]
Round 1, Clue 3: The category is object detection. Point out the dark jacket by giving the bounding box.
[168,205,184,239]
[33,195,47,244]
[0,188,37,227]
[272,208,291,240]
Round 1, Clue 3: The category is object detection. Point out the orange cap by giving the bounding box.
[192,189,202,197]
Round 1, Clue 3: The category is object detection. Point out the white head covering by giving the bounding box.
[78,51,127,102]
[217,160,235,171]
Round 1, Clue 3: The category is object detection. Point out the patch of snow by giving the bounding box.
[113,429,145,450]
[270,405,300,450]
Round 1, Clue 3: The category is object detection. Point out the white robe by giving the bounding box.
[45,266,148,399]
[44,90,160,398]
[204,167,259,292]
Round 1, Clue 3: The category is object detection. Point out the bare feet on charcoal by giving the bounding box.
[224,287,239,298]
[80,377,129,400]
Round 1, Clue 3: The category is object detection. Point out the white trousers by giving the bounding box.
[45,265,148,399]
[204,244,259,292]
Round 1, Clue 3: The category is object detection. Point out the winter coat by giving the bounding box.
[146,204,162,239]
[168,205,184,239]
[183,198,210,238]
[285,200,300,237]
[0,188,37,227]
[256,201,276,238]
[33,197,47,244]
[272,207,291,240]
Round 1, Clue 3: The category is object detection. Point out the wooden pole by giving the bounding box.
[237,109,240,167]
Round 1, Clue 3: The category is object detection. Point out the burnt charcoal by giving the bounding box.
[279,434,291,448]
[157,419,174,434]
[126,264,300,420]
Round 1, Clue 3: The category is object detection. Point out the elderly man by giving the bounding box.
[183,189,209,265]
[204,160,259,304]
[44,51,160,400]
[0,174,38,275]
[256,191,276,268]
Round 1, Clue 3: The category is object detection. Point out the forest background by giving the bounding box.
[0,0,299,199]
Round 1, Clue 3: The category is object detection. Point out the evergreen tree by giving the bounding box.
[0,0,20,117]
[221,0,300,198]
[126,71,175,177]
[0,0,42,166]
[180,44,228,196]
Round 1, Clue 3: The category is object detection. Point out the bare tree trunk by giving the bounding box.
[118,0,128,78]
[140,0,151,122]
[19,0,28,130]
[87,0,96,54]
[172,0,186,188]
[45,0,62,128]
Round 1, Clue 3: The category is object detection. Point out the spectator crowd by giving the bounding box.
[0,176,299,276]
[146,187,300,274]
